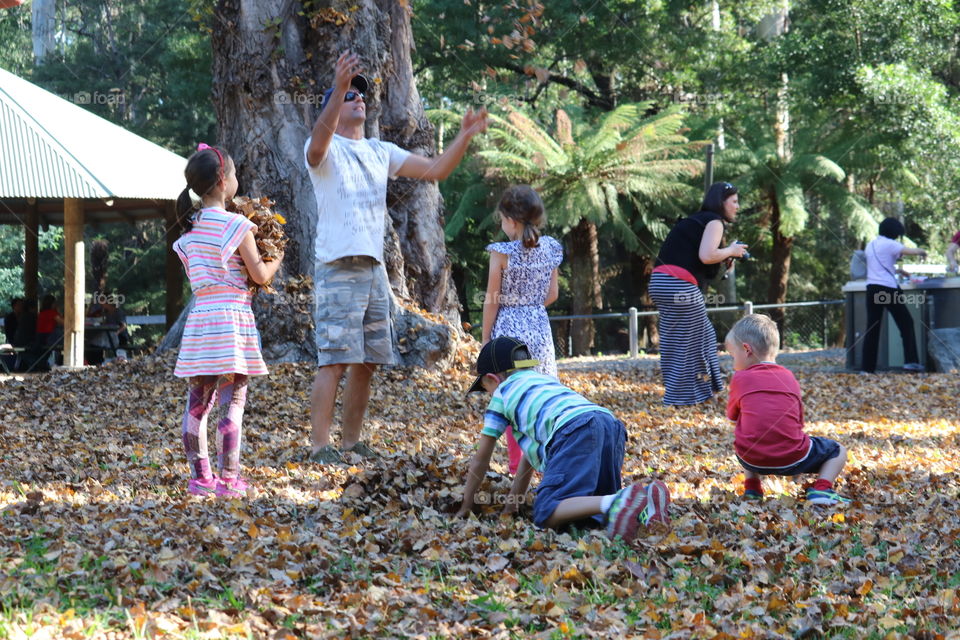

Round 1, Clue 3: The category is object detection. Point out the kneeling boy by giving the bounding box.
[456,336,669,542]
[725,314,850,505]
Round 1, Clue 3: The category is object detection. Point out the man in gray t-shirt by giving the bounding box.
[303,50,487,464]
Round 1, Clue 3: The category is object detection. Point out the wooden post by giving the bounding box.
[164,201,184,329]
[63,198,85,367]
[23,203,39,303]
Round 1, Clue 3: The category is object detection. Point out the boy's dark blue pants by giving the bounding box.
[533,411,626,528]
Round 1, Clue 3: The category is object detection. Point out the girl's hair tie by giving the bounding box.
[197,143,224,178]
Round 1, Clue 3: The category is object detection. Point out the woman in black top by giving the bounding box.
[649,182,747,405]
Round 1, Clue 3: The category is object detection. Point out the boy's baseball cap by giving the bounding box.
[466,336,540,393]
[321,74,369,109]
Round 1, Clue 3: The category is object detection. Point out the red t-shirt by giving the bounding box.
[951,230,960,245]
[36,309,60,334]
[726,363,811,468]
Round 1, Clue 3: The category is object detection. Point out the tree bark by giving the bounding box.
[629,250,658,352]
[766,192,793,347]
[205,0,460,365]
[569,217,600,356]
[31,0,55,64]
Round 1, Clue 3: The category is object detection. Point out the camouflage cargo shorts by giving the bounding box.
[314,256,394,366]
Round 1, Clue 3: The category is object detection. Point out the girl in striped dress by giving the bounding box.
[650,182,747,405]
[481,185,562,474]
[173,144,283,497]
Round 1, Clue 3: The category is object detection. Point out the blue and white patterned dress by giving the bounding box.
[487,236,563,378]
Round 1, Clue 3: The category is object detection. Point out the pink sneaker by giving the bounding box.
[188,476,218,496]
[216,476,250,498]
[639,480,671,527]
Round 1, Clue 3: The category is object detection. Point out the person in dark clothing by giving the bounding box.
[11,298,40,371]
[3,298,21,344]
[861,217,928,373]
[1,298,23,372]
[648,182,748,405]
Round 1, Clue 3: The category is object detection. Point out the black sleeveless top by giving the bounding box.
[655,211,724,287]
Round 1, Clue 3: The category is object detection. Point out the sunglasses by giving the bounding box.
[344,90,365,102]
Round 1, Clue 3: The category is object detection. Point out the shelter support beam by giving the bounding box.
[63,198,85,367]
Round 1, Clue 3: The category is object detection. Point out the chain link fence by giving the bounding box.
[549,300,845,358]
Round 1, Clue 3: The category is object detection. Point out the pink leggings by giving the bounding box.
[181,375,248,481]
[506,430,523,474]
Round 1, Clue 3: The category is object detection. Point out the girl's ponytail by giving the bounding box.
[176,144,233,235]
[175,187,199,235]
[521,221,540,249]
[498,185,545,249]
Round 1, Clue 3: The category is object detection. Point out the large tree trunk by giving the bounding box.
[206,0,460,366]
[31,0,55,64]
[766,194,793,346]
[629,251,658,352]
[569,217,601,356]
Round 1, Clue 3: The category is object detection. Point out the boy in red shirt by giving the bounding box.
[725,314,850,505]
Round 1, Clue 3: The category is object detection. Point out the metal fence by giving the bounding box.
[548,300,845,359]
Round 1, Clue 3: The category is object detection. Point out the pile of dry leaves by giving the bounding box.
[225,196,287,293]
[0,352,958,639]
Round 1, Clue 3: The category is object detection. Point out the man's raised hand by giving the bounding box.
[334,50,362,92]
[460,107,489,139]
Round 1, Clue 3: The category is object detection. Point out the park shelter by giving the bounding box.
[0,66,187,367]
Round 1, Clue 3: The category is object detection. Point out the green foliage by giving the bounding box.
[0,0,215,155]
[462,103,704,249]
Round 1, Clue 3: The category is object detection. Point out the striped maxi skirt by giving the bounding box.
[648,272,724,405]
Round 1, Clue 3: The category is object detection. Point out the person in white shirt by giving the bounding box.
[862,217,927,373]
[303,50,487,463]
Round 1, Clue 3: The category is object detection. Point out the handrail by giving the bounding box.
[547,299,843,357]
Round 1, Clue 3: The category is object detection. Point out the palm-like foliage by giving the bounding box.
[462,102,704,354]
[719,121,882,318]
[477,103,704,248]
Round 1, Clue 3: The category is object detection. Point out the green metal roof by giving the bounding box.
[0,66,187,223]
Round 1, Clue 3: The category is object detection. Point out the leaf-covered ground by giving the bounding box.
[1,351,959,639]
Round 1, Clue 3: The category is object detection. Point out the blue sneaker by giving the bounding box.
[805,488,851,505]
[743,489,764,500]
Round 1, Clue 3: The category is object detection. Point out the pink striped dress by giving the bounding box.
[172,207,268,378]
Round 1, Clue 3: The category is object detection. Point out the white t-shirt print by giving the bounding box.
[304,134,410,264]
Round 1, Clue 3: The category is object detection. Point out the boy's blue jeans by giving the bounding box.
[533,411,626,528]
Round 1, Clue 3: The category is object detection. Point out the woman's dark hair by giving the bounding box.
[40,294,56,311]
[700,182,738,219]
[497,185,545,248]
[878,217,905,240]
[175,146,232,235]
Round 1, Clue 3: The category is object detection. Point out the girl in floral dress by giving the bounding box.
[481,185,563,474]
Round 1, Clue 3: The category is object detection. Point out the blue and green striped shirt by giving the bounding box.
[481,370,613,470]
